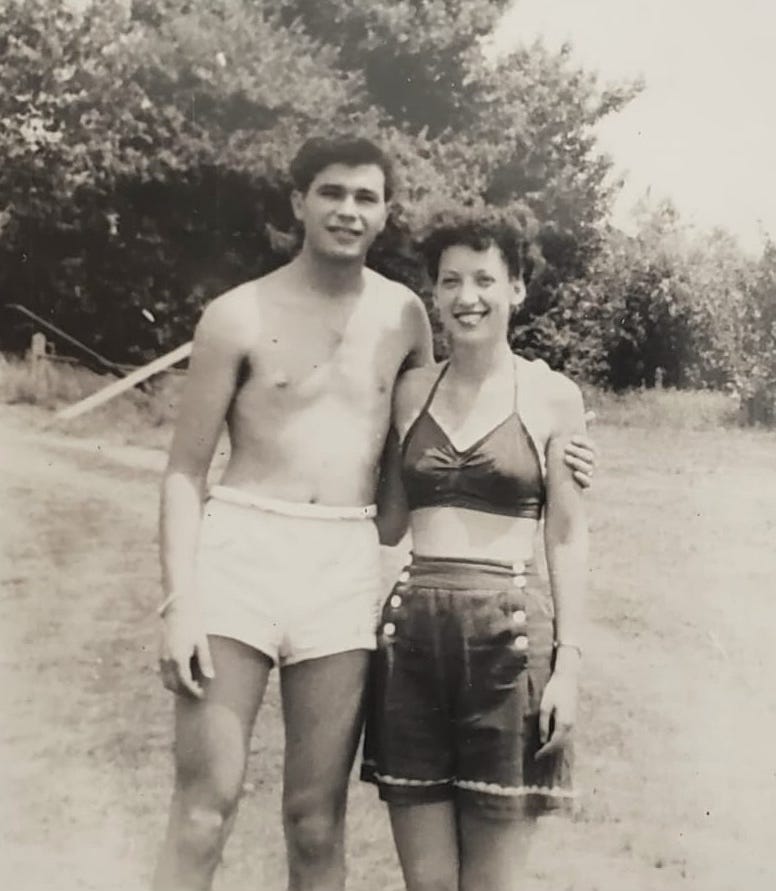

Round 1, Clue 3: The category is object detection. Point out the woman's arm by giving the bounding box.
[537,376,589,757]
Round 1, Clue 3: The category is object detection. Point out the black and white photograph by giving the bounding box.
[1,1,774,889]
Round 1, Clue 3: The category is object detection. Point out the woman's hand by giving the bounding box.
[158,598,215,699]
[535,670,578,760]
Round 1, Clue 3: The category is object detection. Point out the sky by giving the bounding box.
[491,0,776,252]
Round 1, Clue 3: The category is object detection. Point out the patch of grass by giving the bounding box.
[0,355,182,449]
[581,385,741,431]
[1,353,752,446]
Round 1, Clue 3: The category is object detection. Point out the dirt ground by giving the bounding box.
[1,402,775,890]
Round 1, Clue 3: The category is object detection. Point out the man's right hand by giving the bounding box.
[158,600,215,699]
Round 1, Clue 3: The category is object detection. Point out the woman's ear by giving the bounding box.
[290,189,304,223]
[511,276,527,309]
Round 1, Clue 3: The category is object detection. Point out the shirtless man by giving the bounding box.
[153,136,595,891]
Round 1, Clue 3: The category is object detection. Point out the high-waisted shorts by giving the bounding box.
[360,554,575,818]
[195,486,382,666]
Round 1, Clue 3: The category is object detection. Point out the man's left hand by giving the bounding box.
[563,412,597,489]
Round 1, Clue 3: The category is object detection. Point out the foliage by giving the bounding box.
[731,240,776,423]
[3,0,769,423]
[0,0,637,365]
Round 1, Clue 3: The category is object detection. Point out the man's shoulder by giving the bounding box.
[364,269,424,312]
[196,278,267,347]
[395,362,441,407]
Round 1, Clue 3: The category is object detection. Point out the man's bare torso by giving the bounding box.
[218,266,424,506]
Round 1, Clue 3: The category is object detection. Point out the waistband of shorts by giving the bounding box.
[401,552,535,590]
[209,485,377,520]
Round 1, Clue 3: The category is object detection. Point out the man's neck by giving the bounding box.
[292,244,366,300]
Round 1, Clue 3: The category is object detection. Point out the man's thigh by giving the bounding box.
[280,650,370,801]
[173,635,272,796]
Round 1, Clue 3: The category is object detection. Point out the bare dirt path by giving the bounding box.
[1,409,169,890]
[2,404,775,890]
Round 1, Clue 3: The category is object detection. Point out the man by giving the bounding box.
[153,136,595,891]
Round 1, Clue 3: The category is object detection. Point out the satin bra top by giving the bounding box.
[400,362,545,520]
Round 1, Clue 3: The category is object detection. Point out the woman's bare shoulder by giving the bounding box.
[545,370,585,433]
[394,362,444,427]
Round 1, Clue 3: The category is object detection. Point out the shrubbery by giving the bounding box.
[0,0,772,421]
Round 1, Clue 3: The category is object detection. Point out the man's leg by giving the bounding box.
[280,649,370,891]
[153,636,272,891]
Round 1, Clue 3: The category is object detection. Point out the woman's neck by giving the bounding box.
[446,340,514,384]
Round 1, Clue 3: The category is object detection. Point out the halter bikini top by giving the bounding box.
[400,361,545,520]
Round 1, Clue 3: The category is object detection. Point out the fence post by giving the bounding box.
[29,332,47,401]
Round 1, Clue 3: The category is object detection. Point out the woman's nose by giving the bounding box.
[457,281,480,306]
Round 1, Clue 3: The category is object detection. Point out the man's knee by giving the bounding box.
[172,763,243,854]
[284,792,344,863]
[185,801,225,837]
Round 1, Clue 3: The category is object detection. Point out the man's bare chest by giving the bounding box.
[236,308,409,413]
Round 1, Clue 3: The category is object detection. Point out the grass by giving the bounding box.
[0,353,753,447]
[580,383,741,430]
[3,395,776,890]
[0,355,182,450]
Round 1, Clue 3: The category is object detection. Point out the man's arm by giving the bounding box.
[402,292,434,371]
[563,411,597,489]
[158,293,249,698]
[374,425,409,547]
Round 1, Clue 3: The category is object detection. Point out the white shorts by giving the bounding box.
[195,487,382,666]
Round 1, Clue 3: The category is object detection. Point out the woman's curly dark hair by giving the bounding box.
[420,210,531,282]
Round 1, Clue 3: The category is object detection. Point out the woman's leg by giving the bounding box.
[457,809,536,891]
[388,801,459,891]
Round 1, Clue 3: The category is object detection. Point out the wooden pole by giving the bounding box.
[29,332,47,400]
[56,341,192,421]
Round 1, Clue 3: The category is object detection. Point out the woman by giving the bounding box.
[362,216,588,890]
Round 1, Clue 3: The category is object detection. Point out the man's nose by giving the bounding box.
[335,194,357,217]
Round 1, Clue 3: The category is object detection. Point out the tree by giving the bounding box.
[1,0,638,367]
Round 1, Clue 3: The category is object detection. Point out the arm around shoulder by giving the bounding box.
[399,287,434,371]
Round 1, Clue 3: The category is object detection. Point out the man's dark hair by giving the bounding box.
[289,136,395,201]
[421,213,527,282]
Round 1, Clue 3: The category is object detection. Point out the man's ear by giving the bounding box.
[290,189,305,223]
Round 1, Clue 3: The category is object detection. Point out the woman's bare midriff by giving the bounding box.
[409,506,538,564]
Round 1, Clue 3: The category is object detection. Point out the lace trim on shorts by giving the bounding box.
[373,771,454,787]
[455,778,576,799]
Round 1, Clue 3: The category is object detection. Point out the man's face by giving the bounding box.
[292,163,388,262]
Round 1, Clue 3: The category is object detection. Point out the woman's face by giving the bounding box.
[434,244,523,346]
